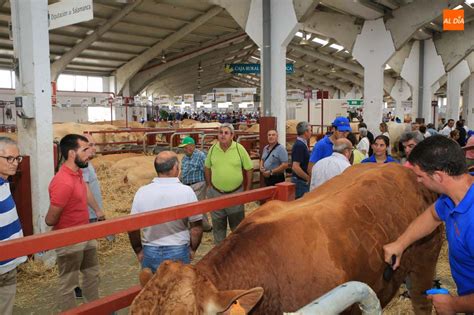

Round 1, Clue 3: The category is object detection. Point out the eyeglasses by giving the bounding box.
[0,156,23,164]
[219,131,232,135]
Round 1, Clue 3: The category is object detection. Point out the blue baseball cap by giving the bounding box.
[332,117,352,132]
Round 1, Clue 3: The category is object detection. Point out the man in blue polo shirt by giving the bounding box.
[291,121,312,199]
[307,117,352,176]
[383,135,474,314]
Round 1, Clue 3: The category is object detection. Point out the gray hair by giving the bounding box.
[359,127,368,137]
[0,136,17,152]
[154,155,178,175]
[400,131,424,144]
[220,123,234,134]
[333,141,352,154]
[296,121,309,136]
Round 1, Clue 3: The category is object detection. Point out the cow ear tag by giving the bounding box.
[229,301,246,315]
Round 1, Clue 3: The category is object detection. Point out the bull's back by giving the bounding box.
[199,164,439,313]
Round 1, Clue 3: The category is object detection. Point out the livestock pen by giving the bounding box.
[1,183,295,314]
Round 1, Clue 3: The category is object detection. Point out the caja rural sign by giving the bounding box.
[224,63,294,74]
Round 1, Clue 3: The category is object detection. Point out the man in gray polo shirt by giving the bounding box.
[260,129,288,186]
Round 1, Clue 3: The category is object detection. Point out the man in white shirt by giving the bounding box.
[128,151,203,273]
[441,119,455,136]
[310,138,353,191]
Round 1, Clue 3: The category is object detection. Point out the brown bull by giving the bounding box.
[130,163,442,314]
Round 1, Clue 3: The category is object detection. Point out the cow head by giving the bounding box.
[130,261,264,315]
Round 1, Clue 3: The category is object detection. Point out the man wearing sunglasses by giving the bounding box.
[0,137,26,315]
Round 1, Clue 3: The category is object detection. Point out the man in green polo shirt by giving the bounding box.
[205,123,253,244]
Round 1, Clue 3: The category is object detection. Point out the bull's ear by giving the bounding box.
[139,268,153,287]
[212,287,264,314]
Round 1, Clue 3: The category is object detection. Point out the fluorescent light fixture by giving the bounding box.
[312,37,328,46]
[384,64,391,70]
[329,43,344,51]
[296,31,303,37]
[250,55,260,61]
[454,4,463,9]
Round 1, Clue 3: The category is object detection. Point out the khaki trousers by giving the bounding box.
[56,240,100,311]
[207,186,244,244]
[0,268,16,315]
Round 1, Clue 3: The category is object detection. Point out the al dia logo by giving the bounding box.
[443,9,464,31]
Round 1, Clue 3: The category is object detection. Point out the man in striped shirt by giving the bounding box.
[0,137,26,315]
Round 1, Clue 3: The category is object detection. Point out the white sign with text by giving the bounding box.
[49,0,93,30]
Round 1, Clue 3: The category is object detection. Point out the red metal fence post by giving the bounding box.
[274,182,295,201]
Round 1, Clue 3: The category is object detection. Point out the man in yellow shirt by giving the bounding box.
[205,123,253,244]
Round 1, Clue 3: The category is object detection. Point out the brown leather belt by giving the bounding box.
[211,183,242,194]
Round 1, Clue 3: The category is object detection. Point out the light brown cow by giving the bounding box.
[130,163,442,314]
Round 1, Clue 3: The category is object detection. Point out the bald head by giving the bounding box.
[154,151,179,176]
[333,138,353,153]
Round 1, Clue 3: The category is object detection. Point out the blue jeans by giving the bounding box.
[292,176,309,199]
[142,244,190,273]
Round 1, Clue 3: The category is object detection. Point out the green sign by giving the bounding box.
[224,63,294,74]
[347,99,363,106]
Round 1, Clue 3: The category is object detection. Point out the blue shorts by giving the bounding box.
[141,244,190,273]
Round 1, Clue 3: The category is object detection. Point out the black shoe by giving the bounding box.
[74,286,83,299]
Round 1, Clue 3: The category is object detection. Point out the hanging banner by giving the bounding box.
[206,93,215,102]
[241,92,253,102]
[287,89,303,101]
[231,92,242,103]
[158,95,170,104]
[215,92,227,102]
[49,0,93,30]
[183,94,194,103]
[202,94,209,103]
[173,95,183,104]
[224,63,294,74]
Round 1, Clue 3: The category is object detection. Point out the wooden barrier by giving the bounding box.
[0,183,295,314]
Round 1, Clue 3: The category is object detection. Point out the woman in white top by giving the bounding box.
[357,127,370,158]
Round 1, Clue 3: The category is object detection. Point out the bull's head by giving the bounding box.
[130,261,264,315]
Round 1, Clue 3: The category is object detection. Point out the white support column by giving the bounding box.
[421,39,445,124]
[10,0,54,245]
[400,41,419,119]
[352,19,395,134]
[465,74,474,129]
[446,60,470,121]
[390,78,411,121]
[238,0,299,144]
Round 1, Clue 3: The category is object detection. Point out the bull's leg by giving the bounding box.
[407,229,443,315]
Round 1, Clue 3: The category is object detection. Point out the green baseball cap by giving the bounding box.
[178,136,195,147]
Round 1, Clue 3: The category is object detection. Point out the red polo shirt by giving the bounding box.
[49,164,89,230]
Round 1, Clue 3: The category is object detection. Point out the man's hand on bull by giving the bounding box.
[96,209,105,220]
[383,241,404,270]
[427,293,456,315]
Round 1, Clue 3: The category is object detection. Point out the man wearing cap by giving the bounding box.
[307,116,352,176]
[179,136,211,232]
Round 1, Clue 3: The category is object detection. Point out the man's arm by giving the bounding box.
[45,205,63,226]
[272,162,289,174]
[86,184,104,219]
[205,167,212,188]
[307,162,315,177]
[189,220,203,253]
[428,293,474,314]
[292,161,310,181]
[244,169,253,191]
[127,230,143,262]
[383,204,442,269]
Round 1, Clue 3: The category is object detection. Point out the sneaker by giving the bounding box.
[74,286,83,299]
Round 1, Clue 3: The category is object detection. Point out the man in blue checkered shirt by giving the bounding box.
[179,137,212,231]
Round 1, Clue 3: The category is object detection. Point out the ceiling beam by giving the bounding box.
[50,0,143,81]
[115,6,223,94]
[130,32,249,94]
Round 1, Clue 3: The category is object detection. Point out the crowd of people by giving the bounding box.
[153,110,260,124]
[1,113,474,314]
